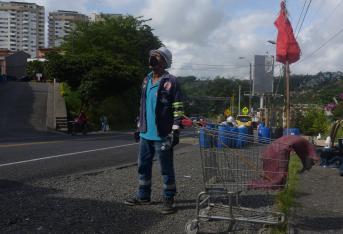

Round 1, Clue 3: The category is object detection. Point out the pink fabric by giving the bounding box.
[248,135,319,190]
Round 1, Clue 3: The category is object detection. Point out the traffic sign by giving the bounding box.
[224,108,231,117]
[242,107,249,115]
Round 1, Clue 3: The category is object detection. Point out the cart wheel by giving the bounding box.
[185,219,199,234]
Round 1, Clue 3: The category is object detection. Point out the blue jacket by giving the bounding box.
[138,72,184,137]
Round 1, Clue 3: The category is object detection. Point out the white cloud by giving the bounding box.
[3,0,343,76]
[292,0,343,74]
[141,0,224,45]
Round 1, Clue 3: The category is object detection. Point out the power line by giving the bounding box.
[172,62,281,69]
[296,0,312,38]
[294,0,308,33]
[306,0,343,37]
[299,26,343,62]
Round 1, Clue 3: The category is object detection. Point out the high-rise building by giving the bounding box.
[48,10,88,48]
[0,1,45,57]
[89,13,122,22]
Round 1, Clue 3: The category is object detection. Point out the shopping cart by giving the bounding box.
[185,125,289,233]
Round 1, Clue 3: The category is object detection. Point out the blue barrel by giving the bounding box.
[258,126,271,144]
[217,125,230,148]
[228,127,238,148]
[199,128,210,148]
[237,126,248,148]
[283,128,300,136]
[206,123,217,130]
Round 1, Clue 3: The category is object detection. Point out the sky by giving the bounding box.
[7,0,343,79]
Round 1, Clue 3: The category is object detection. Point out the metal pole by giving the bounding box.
[249,62,252,111]
[238,85,241,115]
[285,61,290,129]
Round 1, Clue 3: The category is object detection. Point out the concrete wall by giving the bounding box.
[46,82,68,131]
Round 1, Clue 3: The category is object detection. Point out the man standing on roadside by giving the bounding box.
[125,47,184,215]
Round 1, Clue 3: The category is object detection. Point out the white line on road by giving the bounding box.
[0,142,139,168]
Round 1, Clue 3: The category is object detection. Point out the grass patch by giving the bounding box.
[271,155,302,233]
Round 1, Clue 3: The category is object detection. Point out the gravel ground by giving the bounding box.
[0,142,290,233]
[290,166,343,234]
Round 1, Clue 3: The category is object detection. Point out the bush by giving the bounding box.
[297,109,330,136]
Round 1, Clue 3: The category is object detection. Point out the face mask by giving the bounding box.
[149,56,159,67]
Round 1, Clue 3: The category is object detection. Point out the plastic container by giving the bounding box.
[229,127,239,148]
[258,126,271,144]
[217,125,230,149]
[283,128,300,136]
[237,126,248,148]
[199,128,210,148]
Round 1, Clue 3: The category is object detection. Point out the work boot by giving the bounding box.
[124,196,151,206]
[161,197,176,214]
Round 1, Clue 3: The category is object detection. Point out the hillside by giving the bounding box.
[287,72,343,105]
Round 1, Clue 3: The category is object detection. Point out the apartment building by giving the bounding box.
[89,13,122,22]
[0,1,44,57]
[48,10,88,48]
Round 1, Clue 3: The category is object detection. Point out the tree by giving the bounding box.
[26,60,45,79]
[46,15,161,109]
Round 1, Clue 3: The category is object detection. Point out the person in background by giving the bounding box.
[226,116,237,127]
[75,111,87,133]
[125,47,184,215]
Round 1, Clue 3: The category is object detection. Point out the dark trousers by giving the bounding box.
[137,137,176,199]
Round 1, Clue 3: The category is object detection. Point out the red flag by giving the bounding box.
[274,1,301,64]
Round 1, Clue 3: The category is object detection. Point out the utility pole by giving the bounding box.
[249,62,252,111]
[285,61,290,129]
[238,85,241,115]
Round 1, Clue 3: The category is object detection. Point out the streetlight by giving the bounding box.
[238,57,253,112]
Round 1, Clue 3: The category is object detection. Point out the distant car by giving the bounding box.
[236,115,252,127]
[18,76,32,82]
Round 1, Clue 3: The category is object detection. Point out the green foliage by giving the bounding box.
[45,15,161,128]
[178,76,250,118]
[61,83,82,118]
[26,60,45,78]
[46,16,160,105]
[290,72,343,105]
[296,109,330,136]
[87,87,140,130]
[272,155,302,233]
[332,102,343,120]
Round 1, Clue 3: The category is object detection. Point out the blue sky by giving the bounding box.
[9,0,343,78]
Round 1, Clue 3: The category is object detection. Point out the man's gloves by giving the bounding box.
[171,129,180,147]
[134,130,140,142]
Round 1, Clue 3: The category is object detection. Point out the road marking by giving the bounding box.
[0,135,131,148]
[0,141,63,148]
[0,142,139,168]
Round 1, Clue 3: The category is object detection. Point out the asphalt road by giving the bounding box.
[0,130,196,183]
[0,132,140,182]
[0,81,196,183]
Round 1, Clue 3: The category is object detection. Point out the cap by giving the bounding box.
[150,47,172,68]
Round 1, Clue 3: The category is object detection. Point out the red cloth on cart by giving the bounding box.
[248,135,319,190]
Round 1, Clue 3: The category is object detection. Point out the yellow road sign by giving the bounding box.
[242,107,249,115]
[224,109,231,116]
